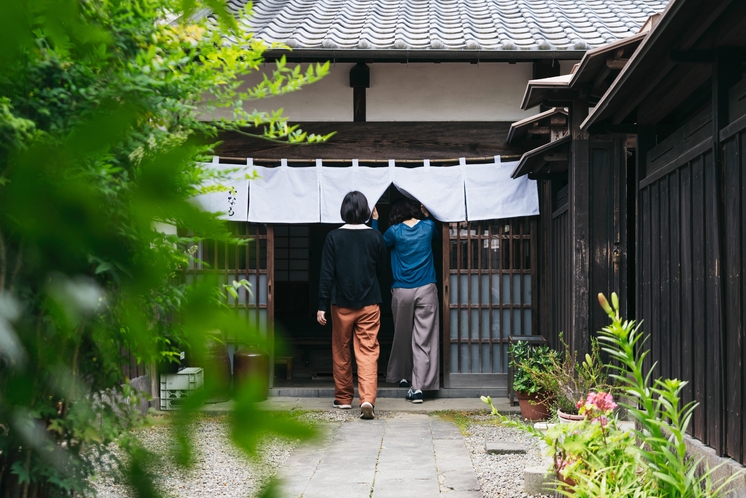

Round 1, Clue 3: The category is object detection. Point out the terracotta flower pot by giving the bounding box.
[557,408,585,424]
[515,391,551,421]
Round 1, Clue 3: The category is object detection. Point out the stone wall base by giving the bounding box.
[684,435,746,496]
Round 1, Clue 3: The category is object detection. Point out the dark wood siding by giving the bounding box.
[637,85,746,461]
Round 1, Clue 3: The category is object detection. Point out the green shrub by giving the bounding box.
[483,293,738,497]
[509,341,558,395]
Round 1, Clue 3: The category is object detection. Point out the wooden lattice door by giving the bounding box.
[442,219,536,389]
[184,223,275,384]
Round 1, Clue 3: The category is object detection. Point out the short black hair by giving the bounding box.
[340,191,371,224]
[389,197,423,225]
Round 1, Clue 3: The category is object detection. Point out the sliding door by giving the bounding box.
[442,218,535,389]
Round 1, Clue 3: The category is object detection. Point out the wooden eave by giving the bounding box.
[507,108,568,145]
[582,0,746,129]
[568,33,646,105]
[520,74,574,110]
[569,33,646,89]
[511,134,571,179]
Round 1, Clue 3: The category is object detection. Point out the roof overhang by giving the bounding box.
[520,74,574,110]
[568,32,646,89]
[507,107,568,144]
[511,134,571,179]
[263,49,589,64]
[582,0,746,129]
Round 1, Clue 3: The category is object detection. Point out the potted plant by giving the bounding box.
[524,335,614,422]
[509,341,557,421]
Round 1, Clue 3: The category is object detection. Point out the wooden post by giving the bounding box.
[538,181,553,346]
[569,97,591,356]
[711,47,741,456]
[350,63,370,122]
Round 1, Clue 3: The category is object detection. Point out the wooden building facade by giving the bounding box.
[514,0,746,466]
[191,0,669,395]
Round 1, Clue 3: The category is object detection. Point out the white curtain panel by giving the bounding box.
[392,160,467,222]
[320,160,393,223]
[195,157,540,224]
[463,158,540,221]
[248,159,321,223]
[190,157,250,221]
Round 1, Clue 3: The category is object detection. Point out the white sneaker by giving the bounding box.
[333,400,352,409]
[360,401,375,419]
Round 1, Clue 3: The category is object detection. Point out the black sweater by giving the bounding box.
[318,227,387,312]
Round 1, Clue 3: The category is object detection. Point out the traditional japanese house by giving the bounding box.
[192,0,669,397]
[512,0,746,478]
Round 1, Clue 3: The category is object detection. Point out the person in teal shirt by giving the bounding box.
[372,197,439,403]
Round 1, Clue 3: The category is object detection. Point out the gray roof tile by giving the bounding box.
[228,0,669,51]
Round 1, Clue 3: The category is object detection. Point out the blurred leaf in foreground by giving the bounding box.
[0,0,329,495]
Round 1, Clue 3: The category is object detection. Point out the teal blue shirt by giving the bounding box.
[373,218,437,289]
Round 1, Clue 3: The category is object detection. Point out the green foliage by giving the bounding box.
[524,335,614,414]
[0,0,329,495]
[595,293,735,497]
[484,294,738,497]
[509,341,558,395]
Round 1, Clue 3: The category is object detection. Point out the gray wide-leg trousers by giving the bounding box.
[386,283,440,391]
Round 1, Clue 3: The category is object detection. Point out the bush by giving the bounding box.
[526,335,614,414]
[509,341,558,395]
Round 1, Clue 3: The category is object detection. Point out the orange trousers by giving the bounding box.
[331,304,380,407]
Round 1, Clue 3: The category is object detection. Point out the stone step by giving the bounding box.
[485,441,528,454]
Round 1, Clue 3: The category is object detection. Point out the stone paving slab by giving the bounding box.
[485,441,528,454]
[274,411,484,497]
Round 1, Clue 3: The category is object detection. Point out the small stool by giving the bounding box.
[274,356,293,380]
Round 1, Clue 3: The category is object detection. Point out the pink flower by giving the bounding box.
[577,392,617,420]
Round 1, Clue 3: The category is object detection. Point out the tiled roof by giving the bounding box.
[227,0,670,52]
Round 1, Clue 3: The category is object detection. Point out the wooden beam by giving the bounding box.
[712,47,742,454]
[637,63,712,125]
[612,62,676,125]
[593,66,613,89]
[677,0,736,51]
[214,122,531,160]
[350,63,369,122]
[527,126,550,135]
[606,59,629,69]
[543,153,568,162]
[353,87,366,122]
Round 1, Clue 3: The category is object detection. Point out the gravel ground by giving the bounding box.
[462,415,552,498]
[90,411,550,498]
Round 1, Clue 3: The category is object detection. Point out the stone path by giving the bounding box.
[275,413,482,498]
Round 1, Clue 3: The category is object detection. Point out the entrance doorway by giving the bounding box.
[186,188,536,391]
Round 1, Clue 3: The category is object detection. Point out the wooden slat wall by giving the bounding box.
[638,97,746,462]
[640,147,719,451]
[722,126,746,463]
